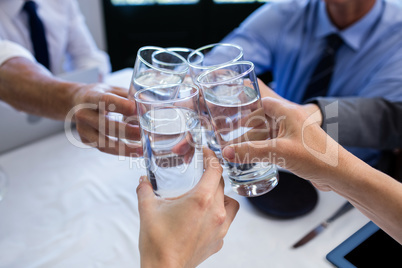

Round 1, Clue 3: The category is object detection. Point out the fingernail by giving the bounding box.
[139,176,146,183]
[223,146,235,160]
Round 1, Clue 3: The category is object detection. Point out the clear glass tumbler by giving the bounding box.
[134,84,203,198]
[130,46,189,94]
[197,61,278,197]
[122,47,189,146]
[188,43,244,154]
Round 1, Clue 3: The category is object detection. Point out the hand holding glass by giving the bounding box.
[197,61,278,197]
[134,84,203,198]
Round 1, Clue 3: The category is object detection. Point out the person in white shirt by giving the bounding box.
[0,1,115,153]
[0,42,136,156]
[0,0,110,77]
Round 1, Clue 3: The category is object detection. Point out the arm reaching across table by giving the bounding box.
[222,97,402,244]
[0,56,141,156]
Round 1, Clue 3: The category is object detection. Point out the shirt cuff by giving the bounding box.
[305,97,339,134]
[0,41,35,67]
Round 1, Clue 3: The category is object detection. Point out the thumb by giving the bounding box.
[222,140,281,164]
[136,176,156,212]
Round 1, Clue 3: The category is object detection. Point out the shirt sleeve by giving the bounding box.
[222,3,283,75]
[64,0,111,77]
[312,97,402,150]
[0,40,35,67]
[220,2,294,75]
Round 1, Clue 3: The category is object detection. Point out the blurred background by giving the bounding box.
[78,0,271,71]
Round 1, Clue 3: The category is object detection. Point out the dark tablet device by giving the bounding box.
[326,221,402,267]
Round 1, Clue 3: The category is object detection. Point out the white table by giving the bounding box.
[0,69,370,268]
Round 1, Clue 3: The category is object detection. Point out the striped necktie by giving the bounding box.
[23,1,50,70]
[302,34,343,101]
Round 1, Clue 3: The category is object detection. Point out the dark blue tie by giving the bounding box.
[302,34,343,101]
[23,1,50,69]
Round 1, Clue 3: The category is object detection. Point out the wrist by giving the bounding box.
[140,242,187,268]
[141,253,185,268]
[301,103,323,126]
[67,82,90,121]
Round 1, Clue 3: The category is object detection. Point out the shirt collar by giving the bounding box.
[2,0,45,19]
[315,0,384,51]
[1,0,25,19]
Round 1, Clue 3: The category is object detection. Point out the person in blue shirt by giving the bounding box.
[221,0,402,165]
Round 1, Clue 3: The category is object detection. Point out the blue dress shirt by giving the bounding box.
[222,0,402,102]
[221,0,402,165]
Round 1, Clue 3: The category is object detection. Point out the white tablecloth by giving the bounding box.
[0,69,370,268]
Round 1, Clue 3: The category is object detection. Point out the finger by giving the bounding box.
[222,140,280,164]
[171,133,196,164]
[112,117,142,142]
[76,122,100,148]
[105,115,141,141]
[171,133,194,155]
[199,93,208,115]
[214,176,226,205]
[183,146,195,164]
[261,97,291,120]
[76,122,143,157]
[84,89,136,116]
[195,147,223,192]
[229,126,271,145]
[102,94,136,116]
[79,136,91,146]
[77,109,141,141]
[137,176,156,215]
[99,136,143,157]
[223,195,240,227]
[258,79,280,99]
[239,107,266,128]
[110,87,129,98]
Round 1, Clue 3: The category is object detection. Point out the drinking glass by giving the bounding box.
[188,43,244,154]
[187,43,243,80]
[130,46,189,93]
[122,46,189,146]
[0,167,8,202]
[197,61,278,197]
[169,47,203,84]
[134,84,203,198]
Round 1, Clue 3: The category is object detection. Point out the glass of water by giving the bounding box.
[168,47,203,84]
[134,84,203,198]
[122,46,189,146]
[188,43,243,154]
[187,43,243,80]
[130,46,188,94]
[197,61,278,197]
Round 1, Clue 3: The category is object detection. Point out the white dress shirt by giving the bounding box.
[0,0,111,76]
[0,40,35,67]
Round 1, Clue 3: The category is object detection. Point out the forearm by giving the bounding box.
[0,57,81,120]
[326,148,402,244]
